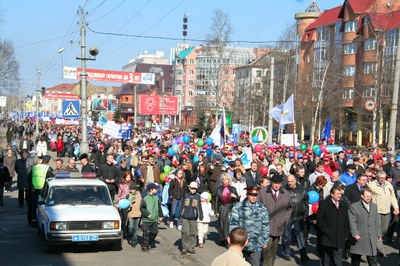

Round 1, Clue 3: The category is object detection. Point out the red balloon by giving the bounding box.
[327,137,333,144]
[260,166,268,176]
[254,144,263,153]
[320,144,326,152]
[312,202,319,214]
[259,154,265,160]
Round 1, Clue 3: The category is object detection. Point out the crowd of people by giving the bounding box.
[1,119,400,265]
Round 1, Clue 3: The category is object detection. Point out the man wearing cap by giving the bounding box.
[140,183,163,252]
[339,164,357,186]
[180,182,203,254]
[229,186,269,266]
[27,155,54,227]
[258,174,292,266]
[80,153,95,173]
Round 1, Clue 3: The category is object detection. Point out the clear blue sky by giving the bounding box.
[0,0,343,95]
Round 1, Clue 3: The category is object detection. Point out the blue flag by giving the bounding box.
[321,117,331,141]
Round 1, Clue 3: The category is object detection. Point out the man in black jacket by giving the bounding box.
[244,161,261,188]
[96,155,120,200]
[344,174,368,204]
[317,186,349,266]
[282,174,309,262]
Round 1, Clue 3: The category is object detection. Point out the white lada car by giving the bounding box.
[36,176,122,252]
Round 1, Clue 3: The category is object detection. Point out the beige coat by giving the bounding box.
[368,180,399,214]
[127,191,142,218]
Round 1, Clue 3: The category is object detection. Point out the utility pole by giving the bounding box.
[79,3,89,155]
[77,0,98,154]
[35,69,42,137]
[161,72,165,131]
[267,57,275,143]
[388,29,400,151]
[133,84,137,127]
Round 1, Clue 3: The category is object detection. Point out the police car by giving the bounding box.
[36,173,122,252]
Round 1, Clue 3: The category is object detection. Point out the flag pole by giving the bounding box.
[293,122,297,163]
[223,107,227,147]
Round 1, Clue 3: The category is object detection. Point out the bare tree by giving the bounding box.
[0,39,20,95]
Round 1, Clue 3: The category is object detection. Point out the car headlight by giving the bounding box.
[50,222,68,230]
[103,221,119,229]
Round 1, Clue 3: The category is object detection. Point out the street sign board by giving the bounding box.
[63,67,155,85]
[62,100,80,118]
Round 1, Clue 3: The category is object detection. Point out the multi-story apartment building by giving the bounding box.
[296,0,400,146]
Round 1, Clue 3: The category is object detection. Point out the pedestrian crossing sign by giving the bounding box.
[62,100,80,118]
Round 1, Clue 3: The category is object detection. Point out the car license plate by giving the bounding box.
[72,235,99,242]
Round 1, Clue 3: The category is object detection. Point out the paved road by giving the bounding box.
[1,126,399,265]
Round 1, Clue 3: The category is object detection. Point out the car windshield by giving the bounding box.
[47,185,112,206]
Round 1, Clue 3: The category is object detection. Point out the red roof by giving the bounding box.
[347,0,374,13]
[305,6,342,31]
[368,11,400,30]
[46,83,75,92]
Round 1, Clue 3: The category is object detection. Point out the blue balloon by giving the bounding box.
[252,135,259,143]
[308,191,319,204]
[168,147,175,156]
[183,135,190,143]
[172,144,179,153]
[185,144,190,149]
[138,147,143,152]
[193,155,199,163]
[314,147,322,156]
[74,149,79,156]
[206,137,213,146]
[135,169,142,177]
[118,199,130,209]
[206,148,213,157]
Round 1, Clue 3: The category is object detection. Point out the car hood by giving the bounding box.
[46,205,120,221]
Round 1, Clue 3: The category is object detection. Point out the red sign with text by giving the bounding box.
[139,95,178,116]
[63,67,155,84]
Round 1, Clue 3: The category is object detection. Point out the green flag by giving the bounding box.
[226,112,232,129]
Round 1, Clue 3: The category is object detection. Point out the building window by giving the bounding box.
[362,87,376,98]
[343,65,356,77]
[188,91,193,96]
[176,80,182,85]
[176,68,183,75]
[125,97,128,101]
[256,70,262,77]
[223,69,228,75]
[189,80,193,86]
[344,20,358,32]
[363,62,377,74]
[189,69,194,75]
[317,27,329,41]
[344,43,356,54]
[189,59,194,64]
[342,88,355,99]
[175,90,182,96]
[364,39,377,50]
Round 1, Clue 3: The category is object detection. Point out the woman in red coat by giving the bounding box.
[56,135,64,157]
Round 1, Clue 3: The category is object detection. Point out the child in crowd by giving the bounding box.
[127,183,142,248]
[180,182,203,254]
[117,172,133,238]
[197,191,214,248]
[140,183,163,252]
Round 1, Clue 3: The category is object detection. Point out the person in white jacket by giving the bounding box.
[36,136,48,157]
[197,192,214,248]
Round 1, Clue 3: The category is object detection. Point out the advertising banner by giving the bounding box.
[92,99,118,112]
[63,66,155,85]
[139,95,178,116]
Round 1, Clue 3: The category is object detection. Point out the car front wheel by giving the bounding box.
[39,227,52,253]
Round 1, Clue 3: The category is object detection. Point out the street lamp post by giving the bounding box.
[35,69,42,137]
[58,48,65,78]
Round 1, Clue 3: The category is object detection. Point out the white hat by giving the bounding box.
[188,182,198,189]
[200,192,209,200]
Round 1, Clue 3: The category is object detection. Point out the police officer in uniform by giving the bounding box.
[27,155,54,227]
